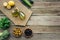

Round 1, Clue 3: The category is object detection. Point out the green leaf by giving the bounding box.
[0,30,10,40]
[0,17,10,30]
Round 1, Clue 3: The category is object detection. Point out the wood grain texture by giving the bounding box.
[0,0,60,40]
[1,15,60,26]
[7,33,60,40]
[33,0,60,2]
[0,15,60,33]
[0,0,60,34]
[32,2,60,8]
[27,16,60,26]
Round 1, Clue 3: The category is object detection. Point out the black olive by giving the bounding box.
[24,28,32,37]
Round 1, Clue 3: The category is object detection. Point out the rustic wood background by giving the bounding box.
[0,0,60,40]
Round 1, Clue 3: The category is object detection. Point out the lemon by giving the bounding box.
[7,5,11,9]
[8,1,15,6]
[3,2,8,7]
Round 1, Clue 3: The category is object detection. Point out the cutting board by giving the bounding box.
[0,0,32,26]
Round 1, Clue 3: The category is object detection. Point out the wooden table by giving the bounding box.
[0,0,60,40]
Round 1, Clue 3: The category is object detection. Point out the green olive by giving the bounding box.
[12,9,19,17]
[19,12,25,20]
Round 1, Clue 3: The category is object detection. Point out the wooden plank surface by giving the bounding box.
[1,15,60,33]
[0,0,60,40]
[33,0,60,2]
[0,0,32,26]
[32,2,60,8]
[27,16,60,26]
[0,0,60,33]
[8,33,60,40]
